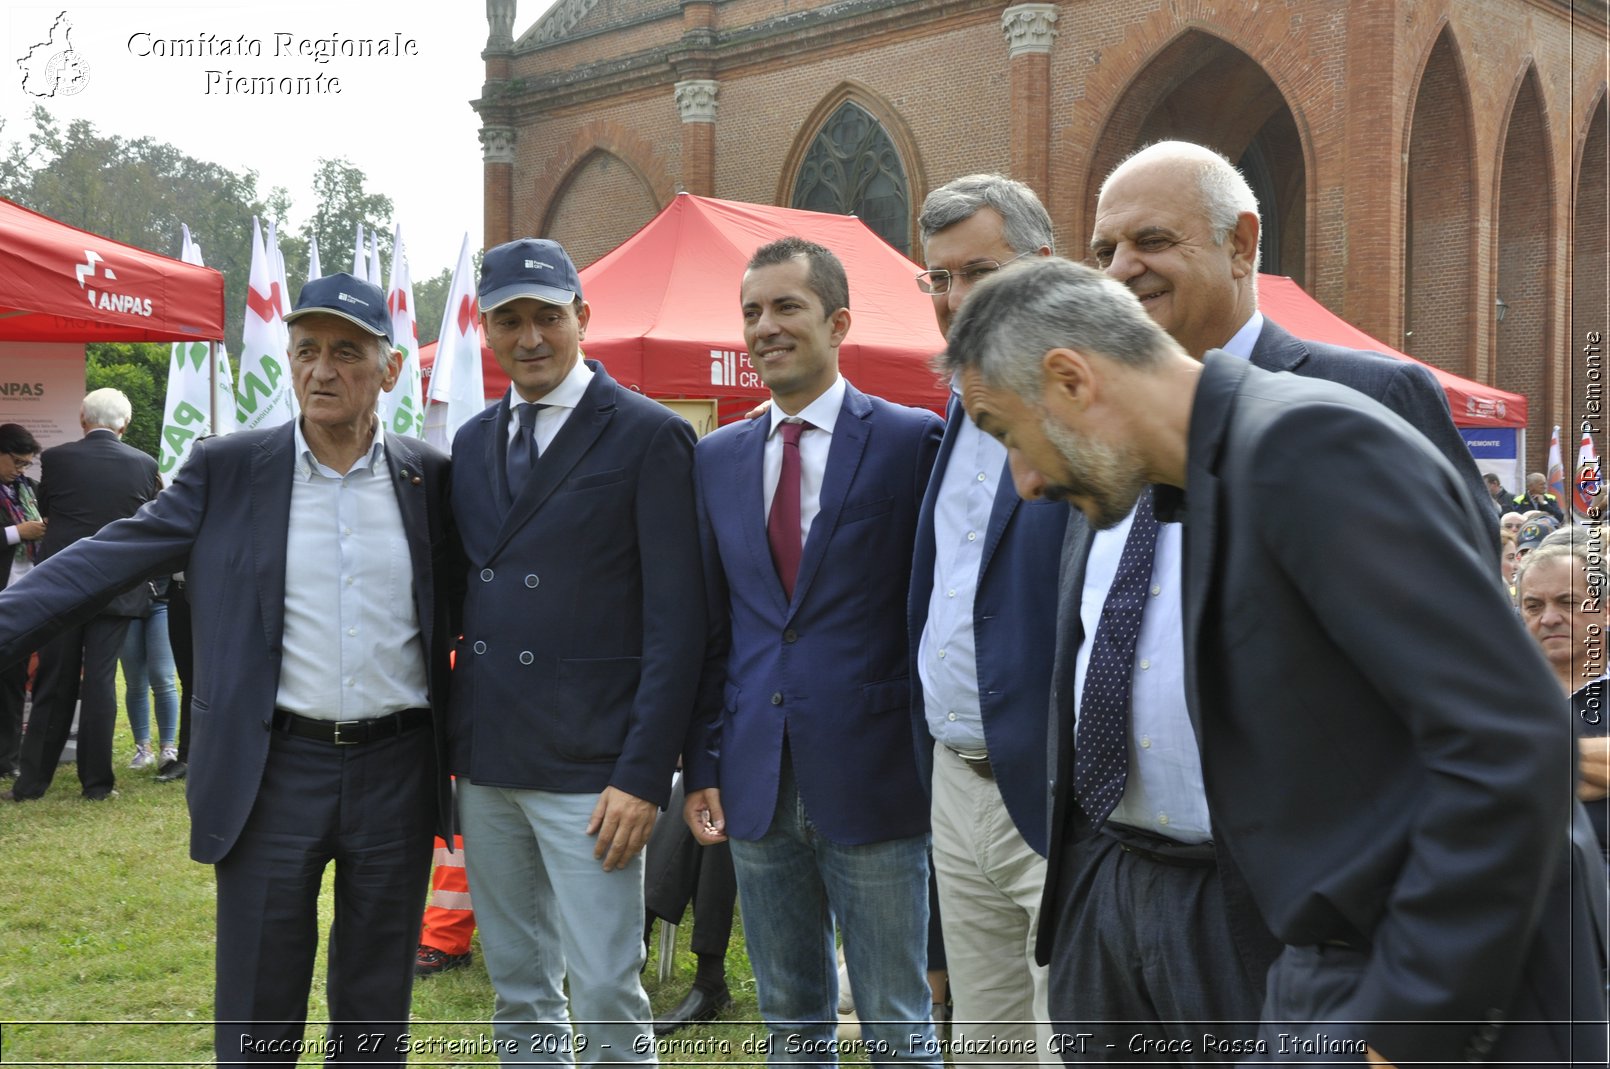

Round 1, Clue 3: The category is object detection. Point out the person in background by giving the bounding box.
[121,574,179,772]
[0,423,45,780]
[1508,471,1566,522]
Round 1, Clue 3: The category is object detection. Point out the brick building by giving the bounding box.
[475,0,1607,465]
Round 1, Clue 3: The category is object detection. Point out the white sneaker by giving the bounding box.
[159,746,178,765]
[129,743,155,770]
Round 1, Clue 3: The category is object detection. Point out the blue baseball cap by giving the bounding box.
[479,238,582,311]
[284,272,394,345]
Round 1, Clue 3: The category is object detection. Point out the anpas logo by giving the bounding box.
[76,250,153,317]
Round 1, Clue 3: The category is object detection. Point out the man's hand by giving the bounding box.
[744,399,772,421]
[586,786,657,872]
[16,519,45,542]
[1580,736,1610,801]
[684,787,728,844]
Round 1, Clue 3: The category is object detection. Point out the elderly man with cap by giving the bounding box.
[450,238,704,1064]
[0,272,456,1066]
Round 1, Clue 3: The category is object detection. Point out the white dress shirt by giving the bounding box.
[1072,311,1264,842]
[762,375,846,547]
[919,383,1004,751]
[504,358,595,453]
[276,419,429,720]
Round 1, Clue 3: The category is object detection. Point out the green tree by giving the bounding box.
[410,265,453,347]
[307,157,394,275]
[84,343,167,460]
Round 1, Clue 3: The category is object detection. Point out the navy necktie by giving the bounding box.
[1074,487,1160,831]
[507,403,545,500]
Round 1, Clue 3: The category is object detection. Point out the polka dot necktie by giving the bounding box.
[767,419,809,600]
[506,402,547,501]
[1074,486,1159,831]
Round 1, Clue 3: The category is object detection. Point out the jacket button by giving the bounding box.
[771,692,783,706]
[473,640,487,655]
[783,629,798,643]
[525,574,539,588]
[519,651,534,665]
[480,568,494,582]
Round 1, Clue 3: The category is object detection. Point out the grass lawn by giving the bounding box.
[0,693,889,1066]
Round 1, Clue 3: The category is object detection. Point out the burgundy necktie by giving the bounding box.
[767,419,808,600]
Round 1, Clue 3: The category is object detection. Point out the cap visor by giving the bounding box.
[479,283,578,311]
[284,306,393,345]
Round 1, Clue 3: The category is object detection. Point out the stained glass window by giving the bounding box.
[792,101,910,251]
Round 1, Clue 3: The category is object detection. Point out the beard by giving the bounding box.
[1039,414,1148,531]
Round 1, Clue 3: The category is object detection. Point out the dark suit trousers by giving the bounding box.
[0,655,26,773]
[14,614,131,799]
[213,725,434,1067]
[167,580,192,763]
[645,776,737,958]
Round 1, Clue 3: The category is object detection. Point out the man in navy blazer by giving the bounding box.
[907,175,1064,1057]
[0,274,455,1065]
[684,238,944,1066]
[450,238,705,1063]
[1028,142,1499,1062]
[948,256,1600,1068]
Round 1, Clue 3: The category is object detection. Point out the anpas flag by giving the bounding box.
[381,224,425,438]
[234,218,297,431]
[424,233,484,453]
[307,233,322,283]
[158,225,234,476]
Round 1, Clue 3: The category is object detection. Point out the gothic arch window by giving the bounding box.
[791,101,910,251]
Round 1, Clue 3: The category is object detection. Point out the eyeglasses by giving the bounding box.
[915,252,1033,295]
[6,454,34,470]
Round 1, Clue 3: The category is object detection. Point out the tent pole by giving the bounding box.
[209,341,219,434]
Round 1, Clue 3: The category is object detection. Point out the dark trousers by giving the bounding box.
[645,776,737,958]
[0,654,26,772]
[167,580,192,762]
[13,614,132,799]
[213,725,435,1067]
[1048,829,1263,1064]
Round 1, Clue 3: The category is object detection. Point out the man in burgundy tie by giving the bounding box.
[682,237,944,1066]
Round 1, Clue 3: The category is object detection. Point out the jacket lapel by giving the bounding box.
[385,432,433,653]
[250,424,296,658]
[791,385,870,614]
[733,415,786,616]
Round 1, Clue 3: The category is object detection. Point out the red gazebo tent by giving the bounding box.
[0,197,225,343]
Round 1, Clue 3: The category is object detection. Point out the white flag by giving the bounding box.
[368,231,383,289]
[380,224,425,438]
[266,221,292,358]
[352,222,367,278]
[424,233,484,453]
[158,226,234,476]
[307,233,322,283]
[234,217,297,431]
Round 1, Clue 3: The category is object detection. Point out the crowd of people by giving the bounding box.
[0,138,1604,1069]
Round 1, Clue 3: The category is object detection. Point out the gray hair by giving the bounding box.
[80,387,133,431]
[940,256,1173,398]
[1103,141,1262,272]
[918,174,1055,256]
[1516,524,1610,602]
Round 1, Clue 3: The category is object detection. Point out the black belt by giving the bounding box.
[1102,824,1216,868]
[271,707,431,746]
[945,745,994,780]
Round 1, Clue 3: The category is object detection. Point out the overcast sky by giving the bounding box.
[2,1,557,279]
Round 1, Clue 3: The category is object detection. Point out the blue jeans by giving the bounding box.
[121,600,178,747]
[729,760,941,1067]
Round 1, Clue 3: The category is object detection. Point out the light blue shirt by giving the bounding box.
[918,382,1005,751]
[1072,312,1262,842]
[276,419,429,720]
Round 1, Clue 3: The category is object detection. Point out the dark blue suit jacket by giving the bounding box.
[685,382,942,845]
[0,424,456,863]
[449,361,704,807]
[906,394,1065,855]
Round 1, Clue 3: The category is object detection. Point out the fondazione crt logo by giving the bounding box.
[16,11,91,98]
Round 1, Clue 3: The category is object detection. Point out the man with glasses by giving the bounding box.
[0,424,45,779]
[907,175,1063,1062]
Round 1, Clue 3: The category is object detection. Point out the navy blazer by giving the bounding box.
[0,424,456,863]
[1039,320,1495,973]
[1175,353,1572,1065]
[686,382,942,845]
[906,393,1065,855]
[449,360,704,808]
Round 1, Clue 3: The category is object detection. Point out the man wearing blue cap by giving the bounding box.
[450,238,705,1063]
[0,272,456,1066]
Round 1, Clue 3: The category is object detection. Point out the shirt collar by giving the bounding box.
[507,357,595,414]
[294,417,386,479]
[768,375,847,438]
[1220,311,1265,361]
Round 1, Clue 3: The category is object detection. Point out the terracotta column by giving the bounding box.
[1001,4,1058,198]
[675,79,719,196]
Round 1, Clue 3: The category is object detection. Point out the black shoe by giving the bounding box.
[5,787,39,801]
[654,984,732,1036]
[415,945,472,977]
[155,759,188,782]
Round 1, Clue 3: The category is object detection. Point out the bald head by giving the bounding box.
[1090,140,1262,359]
